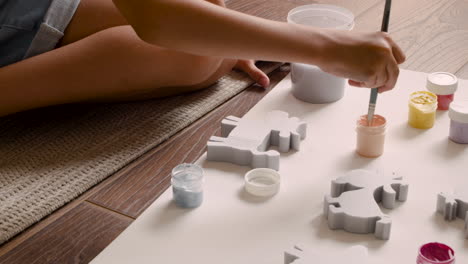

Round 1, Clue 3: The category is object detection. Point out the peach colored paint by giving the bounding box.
[356,114,386,158]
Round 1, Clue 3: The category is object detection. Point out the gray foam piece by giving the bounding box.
[206,110,307,170]
[437,188,468,239]
[285,244,368,264]
[324,169,409,240]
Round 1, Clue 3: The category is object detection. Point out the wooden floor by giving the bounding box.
[1,0,468,263]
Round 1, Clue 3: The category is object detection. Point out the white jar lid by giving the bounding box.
[449,100,468,123]
[426,72,458,95]
[244,168,280,197]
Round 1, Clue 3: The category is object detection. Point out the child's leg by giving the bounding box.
[0,0,235,116]
[0,25,236,116]
[60,0,227,45]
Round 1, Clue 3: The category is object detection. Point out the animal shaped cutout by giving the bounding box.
[324,169,409,240]
[437,188,468,239]
[207,111,307,170]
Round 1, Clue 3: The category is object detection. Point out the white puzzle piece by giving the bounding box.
[324,169,409,240]
[284,244,368,264]
[437,188,468,239]
[206,111,307,170]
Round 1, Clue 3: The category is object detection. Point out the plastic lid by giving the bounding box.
[426,72,458,95]
[244,168,280,197]
[287,4,354,30]
[449,100,468,123]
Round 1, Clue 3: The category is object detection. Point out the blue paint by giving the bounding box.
[172,186,203,208]
[171,164,204,209]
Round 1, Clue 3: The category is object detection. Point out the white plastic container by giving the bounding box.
[287,5,354,104]
[448,100,468,144]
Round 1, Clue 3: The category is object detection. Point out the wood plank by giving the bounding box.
[88,68,289,218]
[354,0,468,75]
[456,61,468,79]
[0,202,132,264]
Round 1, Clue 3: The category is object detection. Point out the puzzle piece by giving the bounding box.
[324,169,409,240]
[207,111,307,170]
[285,244,368,264]
[437,188,468,238]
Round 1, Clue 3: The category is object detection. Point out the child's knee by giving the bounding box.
[204,0,226,7]
[181,55,225,86]
[180,58,236,93]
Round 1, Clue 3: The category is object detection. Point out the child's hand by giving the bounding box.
[319,31,406,93]
[235,60,270,88]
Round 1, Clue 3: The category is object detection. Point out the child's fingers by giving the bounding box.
[385,35,406,64]
[379,62,399,93]
[236,60,270,88]
[348,79,365,87]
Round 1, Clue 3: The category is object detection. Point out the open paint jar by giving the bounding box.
[356,114,386,158]
[426,72,458,110]
[408,91,438,129]
[287,5,354,103]
[449,100,468,144]
[171,163,204,208]
[416,242,455,264]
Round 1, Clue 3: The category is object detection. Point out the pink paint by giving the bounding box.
[356,114,386,158]
[416,242,455,264]
[436,94,454,111]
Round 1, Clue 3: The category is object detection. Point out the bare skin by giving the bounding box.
[0,0,405,117]
[0,0,266,117]
[113,0,405,89]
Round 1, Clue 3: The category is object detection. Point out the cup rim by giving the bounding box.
[287,4,355,31]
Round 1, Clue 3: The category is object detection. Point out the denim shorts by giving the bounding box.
[0,0,80,67]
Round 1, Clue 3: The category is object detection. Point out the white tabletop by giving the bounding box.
[92,69,468,264]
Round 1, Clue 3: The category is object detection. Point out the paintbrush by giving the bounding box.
[367,0,392,125]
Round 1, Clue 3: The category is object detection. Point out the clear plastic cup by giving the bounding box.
[287,4,354,104]
[171,163,204,208]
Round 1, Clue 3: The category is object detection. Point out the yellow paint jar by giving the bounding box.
[408,91,438,129]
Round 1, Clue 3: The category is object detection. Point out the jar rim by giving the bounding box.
[356,114,387,128]
[172,163,204,181]
[417,242,455,263]
[410,91,437,104]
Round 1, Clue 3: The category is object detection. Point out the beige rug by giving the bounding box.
[0,63,281,245]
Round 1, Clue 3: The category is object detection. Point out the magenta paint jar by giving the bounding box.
[449,100,468,144]
[426,72,458,111]
[416,242,455,264]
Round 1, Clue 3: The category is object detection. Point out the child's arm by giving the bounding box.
[112,0,405,92]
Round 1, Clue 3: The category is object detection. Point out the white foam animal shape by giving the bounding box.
[207,111,307,170]
[285,244,368,264]
[437,188,468,239]
[324,169,409,240]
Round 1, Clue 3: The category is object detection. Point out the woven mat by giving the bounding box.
[0,63,281,245]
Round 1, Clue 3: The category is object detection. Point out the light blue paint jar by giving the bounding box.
[171,163,204,208]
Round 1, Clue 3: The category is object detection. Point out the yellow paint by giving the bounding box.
[408,91,437,129]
